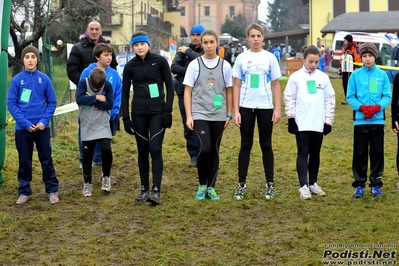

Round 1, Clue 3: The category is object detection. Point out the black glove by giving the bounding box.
[123,119,135,135]
[288,118,298,134]
[161,112,172,128]
[323,123,332,136]
[338,70,342,76]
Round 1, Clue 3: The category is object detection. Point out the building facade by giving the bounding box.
[101,0,181,52]
[178,0,260,37]
[303,0,399,46]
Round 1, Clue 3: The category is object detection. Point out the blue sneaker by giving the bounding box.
[371,186,382,197]
[353,186,364,198]
[207,187,220,201]
[196,185,207,200]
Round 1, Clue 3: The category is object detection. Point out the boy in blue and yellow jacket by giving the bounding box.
[346,42,392,198]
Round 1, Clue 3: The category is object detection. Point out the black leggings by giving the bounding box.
[238,107,274,183]
[132,114,165,191]
[194,120,225,188]
[295,131,323,187]
[82,138,112,183]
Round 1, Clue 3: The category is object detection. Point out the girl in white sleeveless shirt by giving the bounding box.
[183,30,233,201]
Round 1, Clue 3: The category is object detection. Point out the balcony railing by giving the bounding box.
[102,13,123,26]
[145,14,172,34]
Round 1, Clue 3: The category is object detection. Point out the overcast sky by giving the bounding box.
[258,0,272,23]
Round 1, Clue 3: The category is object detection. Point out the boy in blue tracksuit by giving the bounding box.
[79,43,122,175]
[7,46,59,205]
[346,42,392,198]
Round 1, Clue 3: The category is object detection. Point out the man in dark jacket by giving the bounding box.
[67,21,118,86]
[67,21,118,169]
[171,24,205,168]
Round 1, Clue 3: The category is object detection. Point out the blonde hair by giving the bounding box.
[246,23,264,36]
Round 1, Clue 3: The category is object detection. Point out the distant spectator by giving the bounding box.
[218,43,225,58]
[289,47,297,58]
[271,44,281,62]
[318,47,330,73]
[325,44,332,64]
[235,43,243,57]
[339,34,361,105]
[224,43,233,65]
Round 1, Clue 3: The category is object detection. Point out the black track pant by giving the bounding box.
[352,125,384,188]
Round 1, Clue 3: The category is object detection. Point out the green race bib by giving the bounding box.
[20,88,32,103]
[149,84,159,98]
[250,74,260,89]
[369,79,378,93]
[214,94,223,109]
[307,80,317,93]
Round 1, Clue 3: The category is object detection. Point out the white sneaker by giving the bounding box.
[309,183,326,196]
[100,173,116,185]
[101,176,111,192]
[299,185,311,199]
[16,194,30,205]
[83,183,93,197]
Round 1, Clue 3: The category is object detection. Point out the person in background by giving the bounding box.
[339,34,361,105]
[284,45,336,199]
[317,47,330,73]
[183,30,233,201]
[76,68,114,197]
[218,43,225,59]
[325,44,332,65]
[289,46,297,58]
[232,23,282,201]
[7,46,59,205]
[346,42,391,198]
[80,43,122,185]
[67,21,118,167]
[121,31,174,205]
[271,44,281,62]
[224,43,233,65]
[234,43,243,58]
[171,24,205,168]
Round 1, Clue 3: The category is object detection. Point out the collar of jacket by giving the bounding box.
[133,51,152,61]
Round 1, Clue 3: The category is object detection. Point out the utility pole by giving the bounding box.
[198,3,200,24]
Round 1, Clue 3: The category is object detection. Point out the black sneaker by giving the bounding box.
[135,190,149,202]
[147,187,161,205]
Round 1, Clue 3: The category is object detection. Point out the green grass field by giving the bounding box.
[0,66,398,265]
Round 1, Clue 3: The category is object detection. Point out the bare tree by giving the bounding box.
[9,0,126,75]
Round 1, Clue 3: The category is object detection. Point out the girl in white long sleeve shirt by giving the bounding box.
[284,45,336,199]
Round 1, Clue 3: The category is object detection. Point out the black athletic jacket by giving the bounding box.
[170,44,203,95]
[121,51,174,119]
